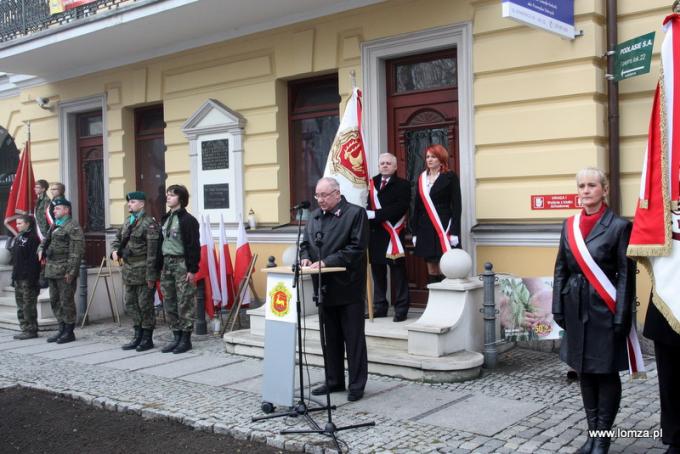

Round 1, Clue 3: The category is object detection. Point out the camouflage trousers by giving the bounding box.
[124,283,155,329]
[48,278,77,324]
[160,256,196,332]
[15,280,39,333]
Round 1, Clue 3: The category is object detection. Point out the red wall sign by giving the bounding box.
[531,194,581,210]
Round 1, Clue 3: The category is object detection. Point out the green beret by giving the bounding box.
[126,191,146,201]
[53,198,71,208]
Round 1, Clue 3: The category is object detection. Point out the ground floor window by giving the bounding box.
[288,74,340,219]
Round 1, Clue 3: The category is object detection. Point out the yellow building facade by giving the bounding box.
[0,0,670,314]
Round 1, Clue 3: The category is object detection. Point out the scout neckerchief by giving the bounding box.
[566,212,646,378]
[418,170,451,253]
[368,178,405,259]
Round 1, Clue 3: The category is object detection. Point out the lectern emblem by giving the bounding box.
[269,282,292,317]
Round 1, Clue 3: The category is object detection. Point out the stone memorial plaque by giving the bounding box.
[201,139,229,170]
[203,183,229,209]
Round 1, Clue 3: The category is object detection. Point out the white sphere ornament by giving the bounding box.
[439,249,472,280]
[0,248,10,265]
[282,245,297,267]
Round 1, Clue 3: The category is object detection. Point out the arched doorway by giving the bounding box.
[0,126,20,237]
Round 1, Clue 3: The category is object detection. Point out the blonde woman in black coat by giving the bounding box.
[553,167,636,454]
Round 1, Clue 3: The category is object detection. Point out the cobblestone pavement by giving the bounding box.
[0,321,667,453]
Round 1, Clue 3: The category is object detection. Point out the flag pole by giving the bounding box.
[349,70,375,322]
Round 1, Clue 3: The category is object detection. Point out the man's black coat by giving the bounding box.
[301,196,368,306]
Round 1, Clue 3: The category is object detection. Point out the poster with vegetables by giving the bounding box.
[497,276,563,341]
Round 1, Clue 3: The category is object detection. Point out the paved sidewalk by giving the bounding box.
[0,321,667,453]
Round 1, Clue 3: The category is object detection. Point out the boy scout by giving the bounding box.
[38,199,84,344]
[112,191,160,351]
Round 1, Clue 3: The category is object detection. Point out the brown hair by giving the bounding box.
[424,144,449,173]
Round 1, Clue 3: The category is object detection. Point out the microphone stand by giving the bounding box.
[281,230,375,450]
[252,205,330,424]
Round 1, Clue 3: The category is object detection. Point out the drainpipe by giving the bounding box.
[606,0,620,214]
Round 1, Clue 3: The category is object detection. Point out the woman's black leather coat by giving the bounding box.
[552,208,636,373]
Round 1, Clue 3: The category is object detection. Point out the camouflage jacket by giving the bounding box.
[111,212,160,285]
[33,194,51,239]
[39,218,85,279]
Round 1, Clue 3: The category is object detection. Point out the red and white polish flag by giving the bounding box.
[218,214,236,310]
[204,215,222,310]
[234,216,253,307]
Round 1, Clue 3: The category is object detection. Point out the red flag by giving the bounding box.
[628,14,680,334]
[218,214,236,309]
[234,216,253,307]
[4,141,36,236]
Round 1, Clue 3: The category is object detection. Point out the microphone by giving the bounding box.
[291,201,310,210]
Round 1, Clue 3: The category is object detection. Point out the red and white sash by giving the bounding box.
[566,214,646,378]
[368,179,405,259]
[418,171,451,253]
[46,204,54,227]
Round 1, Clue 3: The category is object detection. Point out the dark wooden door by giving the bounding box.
[386,49,459,307]
[76,111,106,267]
[134,106,166,222]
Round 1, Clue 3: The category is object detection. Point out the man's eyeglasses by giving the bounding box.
[313,190,338,200]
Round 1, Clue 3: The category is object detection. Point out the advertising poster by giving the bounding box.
[497,276,563,341]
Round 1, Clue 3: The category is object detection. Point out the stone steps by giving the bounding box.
[224,328,481,382]
[247,306,413,351]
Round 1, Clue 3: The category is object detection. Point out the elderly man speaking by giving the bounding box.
[300,177,369,402]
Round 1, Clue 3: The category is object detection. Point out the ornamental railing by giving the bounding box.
[0,0,136,44]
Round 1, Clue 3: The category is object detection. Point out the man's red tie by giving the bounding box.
[380,177,388,190]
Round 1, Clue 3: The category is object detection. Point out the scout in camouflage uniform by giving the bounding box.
[33,179,51,239]
[38,199,84,344]
[11,215,42,340]
[111,191,160,352]
[157,185,200,354]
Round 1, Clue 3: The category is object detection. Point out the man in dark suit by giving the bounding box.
[644,298,680,453]
[300,177,369,402]
[366,153,411,322]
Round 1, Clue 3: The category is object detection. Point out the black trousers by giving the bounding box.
[319,302,368,393]
[371,260,409,317]
[655,341,680,446]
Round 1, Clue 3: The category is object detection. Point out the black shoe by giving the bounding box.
[56,323,76,344]
[311,384,345,396]
[161,330,182,353]
[47,322,65,343]
[665,445,680,454]
[172,331,192,354]
[122,326,142,350]
[393,314,407,322]
[135,328,154,352]
[347,390,364,402]
[13,331,38,340]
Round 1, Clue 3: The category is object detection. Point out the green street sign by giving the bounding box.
[614,32,655,81]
